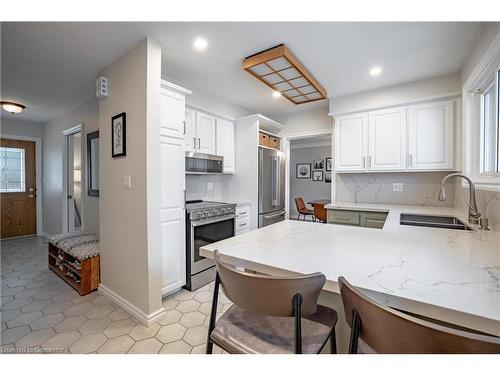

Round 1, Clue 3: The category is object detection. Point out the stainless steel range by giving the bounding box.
[185,200,236,291]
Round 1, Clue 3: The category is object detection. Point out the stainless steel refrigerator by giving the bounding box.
[258,147,286,228]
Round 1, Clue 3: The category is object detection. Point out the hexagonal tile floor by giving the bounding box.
[1,236,228,354]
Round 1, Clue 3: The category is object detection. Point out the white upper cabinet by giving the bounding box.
[185,108,217,155]
[195,112,216,154]
[368,108,407,171]
[334,99,455,173]
[335,113,368,171]
[185,108,196,151]
[160,88,186,139]
[408,100,454,170]
[216,118,235,174]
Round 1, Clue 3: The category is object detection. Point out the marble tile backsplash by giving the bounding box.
[454,183,500,230]
[335,172,455,207]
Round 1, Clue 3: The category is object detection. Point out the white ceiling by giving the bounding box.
[1,22,484,122]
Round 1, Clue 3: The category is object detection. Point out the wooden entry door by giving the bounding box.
[1,138,36,238]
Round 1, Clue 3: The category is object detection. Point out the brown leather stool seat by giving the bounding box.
[211,304,337,354]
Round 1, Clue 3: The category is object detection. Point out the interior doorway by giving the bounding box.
[0,138,37,238]
[284,131,333,221]
[64,126,83,232]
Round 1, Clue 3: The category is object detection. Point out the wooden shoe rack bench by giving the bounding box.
[48,233,100,296]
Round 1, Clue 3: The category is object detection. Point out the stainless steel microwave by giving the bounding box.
[185,152,223,174]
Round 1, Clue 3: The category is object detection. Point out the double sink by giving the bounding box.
[400,213,473,231]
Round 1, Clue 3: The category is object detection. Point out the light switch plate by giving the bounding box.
[123,175,132,189]
[393,183,404,192]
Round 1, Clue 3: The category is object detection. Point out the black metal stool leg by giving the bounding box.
[330,329,337,354]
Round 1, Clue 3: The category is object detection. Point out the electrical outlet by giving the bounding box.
[207,182,214,191]
[393,183,404,192]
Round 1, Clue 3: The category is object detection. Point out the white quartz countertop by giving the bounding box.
[200,203,500,334]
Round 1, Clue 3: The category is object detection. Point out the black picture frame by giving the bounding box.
[87,130,99,197]
[325,172,332,183]
[111,112,126,158]
[312,170,323,181]
[326,157,332,171]
[313,159,324,169]
[296,163,311,179]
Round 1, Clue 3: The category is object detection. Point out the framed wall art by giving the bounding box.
[111,112,126,158]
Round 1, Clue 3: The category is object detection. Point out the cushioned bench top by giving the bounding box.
[48,232,100,260]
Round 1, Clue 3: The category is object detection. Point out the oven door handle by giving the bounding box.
[191,214,236,227]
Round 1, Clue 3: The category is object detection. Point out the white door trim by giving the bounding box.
[282,129,333,219]
[62,124,83,233]
[0,133,43,236]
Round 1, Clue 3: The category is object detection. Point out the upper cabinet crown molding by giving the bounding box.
[334,99,456,173]
[161,79,193,96]
[329,92,461,118]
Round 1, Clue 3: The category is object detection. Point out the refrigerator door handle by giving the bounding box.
[263,210,286,220]
[271,155,279,206]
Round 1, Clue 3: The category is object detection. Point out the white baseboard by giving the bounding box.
[98,284,166,326]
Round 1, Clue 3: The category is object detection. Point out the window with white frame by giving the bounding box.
[480,66,499,175]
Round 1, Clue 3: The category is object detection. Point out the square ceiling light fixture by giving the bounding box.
[243,44,327,105]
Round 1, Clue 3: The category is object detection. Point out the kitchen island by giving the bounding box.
[200,203,500,352]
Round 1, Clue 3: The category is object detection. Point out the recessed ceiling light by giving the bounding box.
[272,91,282,98]
[0,101,26,114]
[193,37,208,51]
[369,66,382,77]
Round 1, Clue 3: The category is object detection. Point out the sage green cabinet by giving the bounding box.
[327,209,388,229]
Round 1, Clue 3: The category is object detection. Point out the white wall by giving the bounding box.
[329,73,461,115]
[1,117,44,138]
[461,23,500,85]
[273,105,332,136]
[42,98,99,235]
[99,38,163,317]
[289,145,332,217]
[165,76,250,120]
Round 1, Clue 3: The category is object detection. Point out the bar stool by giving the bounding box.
[206,250,338,354]
[338,277,500,354]
[295,197,314,221]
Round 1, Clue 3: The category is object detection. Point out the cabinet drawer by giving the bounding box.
[269,136,280,150]
[236,204,250,218]
[236,216,250,231]
[328,210,360,225]
[259,132,270,147]
[360,212,387,229]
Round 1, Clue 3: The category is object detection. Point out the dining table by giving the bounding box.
[307,199,331,206]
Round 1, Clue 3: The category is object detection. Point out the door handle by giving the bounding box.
[192,137,196,149]
[197,138,201,150]
[183,121,186,135]
[264,211,285,220]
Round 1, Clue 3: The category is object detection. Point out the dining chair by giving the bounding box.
[313,204,327,223]
[338,276,500,354]
[206,250,338,354]
[294,197,314,221]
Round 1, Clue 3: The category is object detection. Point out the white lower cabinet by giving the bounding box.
[216,118,235,174]
[334,99,455,173]
[235,203,251,236]
[160,84,189,296]
[408,100,454,170]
